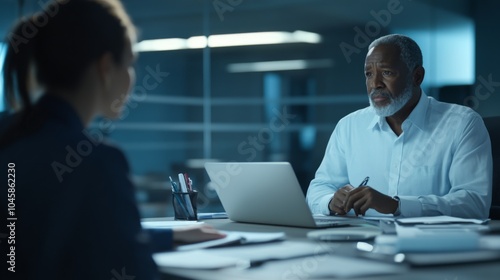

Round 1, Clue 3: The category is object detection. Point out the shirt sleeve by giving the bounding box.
[398,114,493,219]
[306,120,350,215]
[145,228,174,252]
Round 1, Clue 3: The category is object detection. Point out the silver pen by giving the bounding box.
[358,176,370,187]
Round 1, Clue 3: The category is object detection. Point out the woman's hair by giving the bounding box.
[3,0,136,110]
[0,0,136,147]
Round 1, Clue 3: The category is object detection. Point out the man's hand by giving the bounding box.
[328,184,355,215]
[172,224,226,243]
[343,186,398,216]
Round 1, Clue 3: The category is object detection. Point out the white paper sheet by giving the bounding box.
[155,241,330,269]
[153,251,249,269]
[155,240,407,277]
[207,240,330,261]
[141,220,204,229]
[176,231,286,251]
[220,250,406,278]
[396,215,489,225]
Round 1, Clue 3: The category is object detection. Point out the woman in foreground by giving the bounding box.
[0,1,224,279]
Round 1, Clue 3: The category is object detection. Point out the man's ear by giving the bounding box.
[413,66,425,86]
[97,52,114,91]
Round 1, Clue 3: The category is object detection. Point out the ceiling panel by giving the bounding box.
[0,0,474,41]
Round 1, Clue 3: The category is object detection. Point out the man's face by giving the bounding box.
[364,44,413,117]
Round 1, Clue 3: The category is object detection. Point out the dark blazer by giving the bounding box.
[483,116,500,219]
[0,95,170,280]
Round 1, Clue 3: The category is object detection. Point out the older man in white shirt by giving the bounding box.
[306,34,492,219]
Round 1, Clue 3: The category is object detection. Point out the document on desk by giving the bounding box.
[385,223,481,252]
[176,231,286,251]
[155,240,406,277]
[141,220,204,229]
[153,250,248,270]
[392,216,490,251]
[154,240,328,270]
[396,215,489,225]
[208,241,406,277]
[206,240,328,261]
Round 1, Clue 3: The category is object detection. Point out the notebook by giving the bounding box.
[204,162,362,228]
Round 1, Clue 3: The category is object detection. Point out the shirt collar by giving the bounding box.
[368,90,429,131]
[403,90,428,131]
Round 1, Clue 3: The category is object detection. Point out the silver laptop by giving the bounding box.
[204,162,358,228]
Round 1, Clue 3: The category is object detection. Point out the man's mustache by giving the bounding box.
[369,90,392,100]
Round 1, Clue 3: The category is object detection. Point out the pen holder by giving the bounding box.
[172,191,198,220]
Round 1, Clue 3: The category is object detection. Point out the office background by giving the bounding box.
[0,0,499,217]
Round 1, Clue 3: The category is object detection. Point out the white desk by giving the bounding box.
[149,218,500,280]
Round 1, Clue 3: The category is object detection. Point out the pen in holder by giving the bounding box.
[172,190,198,220]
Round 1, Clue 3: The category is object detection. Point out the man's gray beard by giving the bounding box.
[369,83,414,117]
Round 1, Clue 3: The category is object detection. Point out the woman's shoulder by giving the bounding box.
[78,139,129,170]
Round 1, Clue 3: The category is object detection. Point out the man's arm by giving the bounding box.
[306,124,349,215]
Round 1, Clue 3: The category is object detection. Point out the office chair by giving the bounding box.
[483,116,500,219]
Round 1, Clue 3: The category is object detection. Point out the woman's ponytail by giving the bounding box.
[0,16,44,148]
[3,16,39,113]
[0,0,136,149]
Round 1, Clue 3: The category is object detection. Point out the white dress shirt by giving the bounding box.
[306,92,492,219]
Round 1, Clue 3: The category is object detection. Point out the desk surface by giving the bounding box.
[148,218,500,280]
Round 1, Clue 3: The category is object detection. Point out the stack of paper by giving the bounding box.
[362,216,500,266]
[373,215,490,253]
[395,215,489,225]
[394,223,480,252]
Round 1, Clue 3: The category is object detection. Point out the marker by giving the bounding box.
[178,173,196,218]
[184,173,192,191]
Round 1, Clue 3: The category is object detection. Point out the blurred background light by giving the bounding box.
[227,59,333,73]
[0,43,6,111]
[134,30,322,52]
